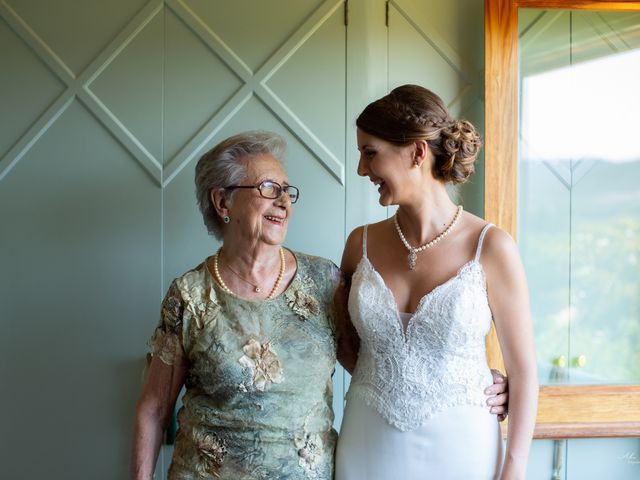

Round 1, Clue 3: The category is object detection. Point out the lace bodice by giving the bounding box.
[346,224,494,432]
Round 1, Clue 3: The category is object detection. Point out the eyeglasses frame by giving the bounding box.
[224,180,300,204]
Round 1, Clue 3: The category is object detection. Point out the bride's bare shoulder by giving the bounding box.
[479,224,519,267]
[341,225,366,275]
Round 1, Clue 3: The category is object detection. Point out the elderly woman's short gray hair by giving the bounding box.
[195,131,287,239]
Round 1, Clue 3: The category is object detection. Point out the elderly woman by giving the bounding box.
[131,131,339,479]
[131,131,508,480]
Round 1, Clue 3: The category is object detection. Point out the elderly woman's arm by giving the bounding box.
[131,356,187,480]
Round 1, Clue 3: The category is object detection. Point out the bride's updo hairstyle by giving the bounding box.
[356,84,482,184]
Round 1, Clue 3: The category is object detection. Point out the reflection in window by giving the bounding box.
[518,10,640,385]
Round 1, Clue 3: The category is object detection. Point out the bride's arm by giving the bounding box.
[483,228,539,480]
[334,227,364,374]
[335,273,359,373]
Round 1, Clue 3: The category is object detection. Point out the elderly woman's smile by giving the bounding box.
[264,214,286,225]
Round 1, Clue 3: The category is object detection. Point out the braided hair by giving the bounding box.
[356,84,482,184]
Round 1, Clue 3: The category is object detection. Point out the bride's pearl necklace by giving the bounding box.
[394,205,463,270]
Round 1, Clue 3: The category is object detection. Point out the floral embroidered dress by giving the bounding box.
[149,251,339,479]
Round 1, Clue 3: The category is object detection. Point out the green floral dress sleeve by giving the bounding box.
[148,280,186,365]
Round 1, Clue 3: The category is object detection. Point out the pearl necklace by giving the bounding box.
[394,205,463,270]
[212,247,285,300]
[225,261,264,293]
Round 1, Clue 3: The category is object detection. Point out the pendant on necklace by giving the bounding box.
[408,250,417,270]
[254,286,262,293]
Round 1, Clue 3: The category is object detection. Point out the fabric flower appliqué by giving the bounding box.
[181,280,221,329]
[286,289,320,320]
[148,329,183,366]
[295,433,324,478]
[160,282,184,333]
[238,339,284,392]
[195,431,227,478]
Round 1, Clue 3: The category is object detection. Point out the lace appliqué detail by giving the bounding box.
[347,258,494,432]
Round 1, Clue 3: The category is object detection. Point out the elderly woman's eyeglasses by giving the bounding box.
[225,180,300,203]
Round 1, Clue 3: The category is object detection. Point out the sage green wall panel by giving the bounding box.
[397,0,485,73]
[267,5,346,165]
[340,0,392,427]
[90,9,164,161]
[7,0,149,75]
[388,6,465,110]
[162,149,217,285]
[0,101,161,478]
[184,0,325,73]
[389,0,484,114]
[0,15,66,158]
[0,1,507,477]
[458,96,485,216]
[163,8,243,163]
[388,0,485,216]
[344,0,389,236]
[282,135,344,264]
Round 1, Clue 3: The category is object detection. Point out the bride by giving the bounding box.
[335,85,538,480]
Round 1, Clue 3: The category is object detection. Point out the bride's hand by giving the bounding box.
[485,369,508,422]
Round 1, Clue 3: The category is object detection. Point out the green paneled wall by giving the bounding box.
[0,1,490,478]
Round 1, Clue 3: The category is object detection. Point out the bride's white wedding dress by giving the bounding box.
[335,224,504,480]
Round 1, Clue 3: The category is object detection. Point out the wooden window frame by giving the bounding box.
[484,0,640,439]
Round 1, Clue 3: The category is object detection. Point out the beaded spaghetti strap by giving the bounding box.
[362,225,369,258]
[474,223,494,263]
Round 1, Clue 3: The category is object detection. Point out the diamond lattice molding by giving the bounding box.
[389,0,484,113]
[0,0,165,184]
[0,0,345,186]
[163,0,345,187]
